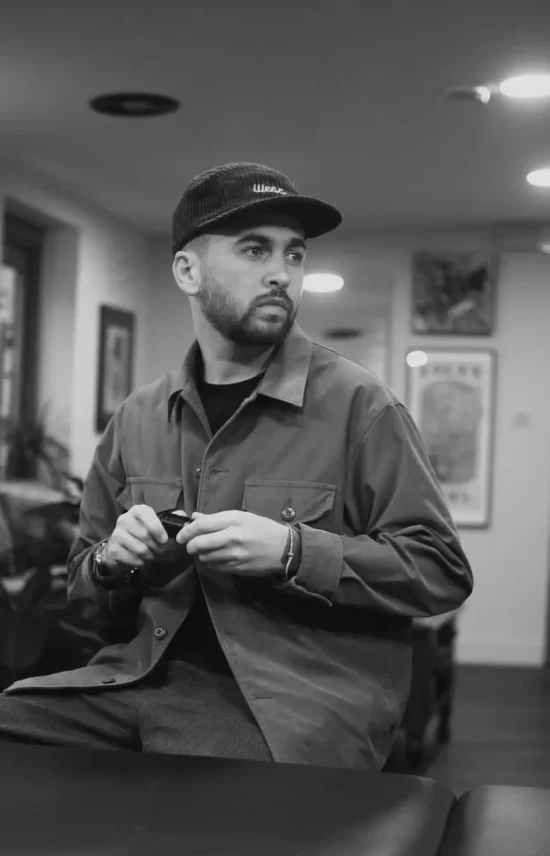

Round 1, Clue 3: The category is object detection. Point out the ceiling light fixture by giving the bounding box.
[303,273,344,293]
[526,168,550,187]
[499,74,550,99]
[89,92,181,118]
[406,351,429,368]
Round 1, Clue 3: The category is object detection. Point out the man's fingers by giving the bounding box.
[129,505,169,547]
[201,554,241,570]
[108,532,154,567]
[177,511,238,544]
[191,511,238,533]
[176,510,257,545]
[186,530,230,556]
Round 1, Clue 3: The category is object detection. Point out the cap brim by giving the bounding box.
[190,195,342,242]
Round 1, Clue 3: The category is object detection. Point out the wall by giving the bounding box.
[0,159,153,476]
[36,224,78,448]
[142,237,194,383]
[145,230,550,667]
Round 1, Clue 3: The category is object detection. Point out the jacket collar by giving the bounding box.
[167,322,313,420]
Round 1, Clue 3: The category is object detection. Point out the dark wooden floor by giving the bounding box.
[426,664,550,796]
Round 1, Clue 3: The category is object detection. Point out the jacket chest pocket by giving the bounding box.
[117,479,184,514]
[242,480,336,528]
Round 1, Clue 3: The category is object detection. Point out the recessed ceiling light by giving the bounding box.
[89,92,181,117]
[499,74,550,99]
[303,273,344,293]
[527,168,550,187]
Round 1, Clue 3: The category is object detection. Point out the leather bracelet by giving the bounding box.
[284,525,295,579]
[283,524,301,580]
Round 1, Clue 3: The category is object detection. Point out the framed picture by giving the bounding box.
[95,305,135,433]
[411,251,498,335]
[406,348,496,528]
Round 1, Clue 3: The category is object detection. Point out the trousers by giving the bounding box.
[0,659,273,761]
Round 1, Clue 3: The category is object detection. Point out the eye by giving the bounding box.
[287,251,305,264]
[244,246,265,258]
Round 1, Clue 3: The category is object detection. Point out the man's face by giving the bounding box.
[193,214,306,347]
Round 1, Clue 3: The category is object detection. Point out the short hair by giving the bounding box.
[182,233,212,258]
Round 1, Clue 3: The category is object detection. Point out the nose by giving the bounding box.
[265,267,291,289]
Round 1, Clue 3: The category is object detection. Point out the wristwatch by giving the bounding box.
[92,540,138,590]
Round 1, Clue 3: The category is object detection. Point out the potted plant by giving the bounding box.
[0,407,103,687]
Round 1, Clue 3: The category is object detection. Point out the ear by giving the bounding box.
[172,250,202,296]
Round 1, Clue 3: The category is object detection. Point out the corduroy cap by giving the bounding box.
[171,162,342,255]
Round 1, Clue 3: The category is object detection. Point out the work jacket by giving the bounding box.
[5,323,473,768]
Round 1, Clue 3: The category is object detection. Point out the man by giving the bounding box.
[0,163,473,768]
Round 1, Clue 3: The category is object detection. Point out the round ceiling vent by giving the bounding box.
[89,92,181,117]
[323,327,364,340]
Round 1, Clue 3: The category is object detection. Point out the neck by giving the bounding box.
[195,328,274,384]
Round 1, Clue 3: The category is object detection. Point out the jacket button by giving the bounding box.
[281,507,296,522]
[154,627,168,639]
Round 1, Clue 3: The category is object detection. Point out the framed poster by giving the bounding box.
[406,348,496,528]
[411,251,498,335]
[95,305,135,433]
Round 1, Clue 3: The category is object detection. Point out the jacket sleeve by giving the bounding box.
[281,402,474,616]
[66,407,147,634]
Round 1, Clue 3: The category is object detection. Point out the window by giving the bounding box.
[0,213,44,478]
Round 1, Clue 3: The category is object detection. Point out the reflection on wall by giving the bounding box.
[297,284,393,384]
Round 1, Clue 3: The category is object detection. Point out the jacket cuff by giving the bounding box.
[81,546,111,605]
[80,545,144,613]
[283,523,343,606]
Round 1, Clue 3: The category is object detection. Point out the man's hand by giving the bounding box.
[103,504,169,577]
[176,510,288,576]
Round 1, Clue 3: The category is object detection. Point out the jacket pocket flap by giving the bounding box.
[117,479,183,513]
[242,480,335,525]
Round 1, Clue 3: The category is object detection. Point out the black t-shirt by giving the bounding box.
[169,362,265,673]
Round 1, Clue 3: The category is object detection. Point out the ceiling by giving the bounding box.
[3,0,550,238]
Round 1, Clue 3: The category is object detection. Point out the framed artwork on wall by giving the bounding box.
[411,251,498,335]
[406,348,496,528]
[95,305,135,433]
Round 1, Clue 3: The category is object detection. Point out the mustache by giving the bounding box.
[254,293,292,308]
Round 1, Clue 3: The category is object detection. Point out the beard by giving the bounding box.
[196,272,296,347]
